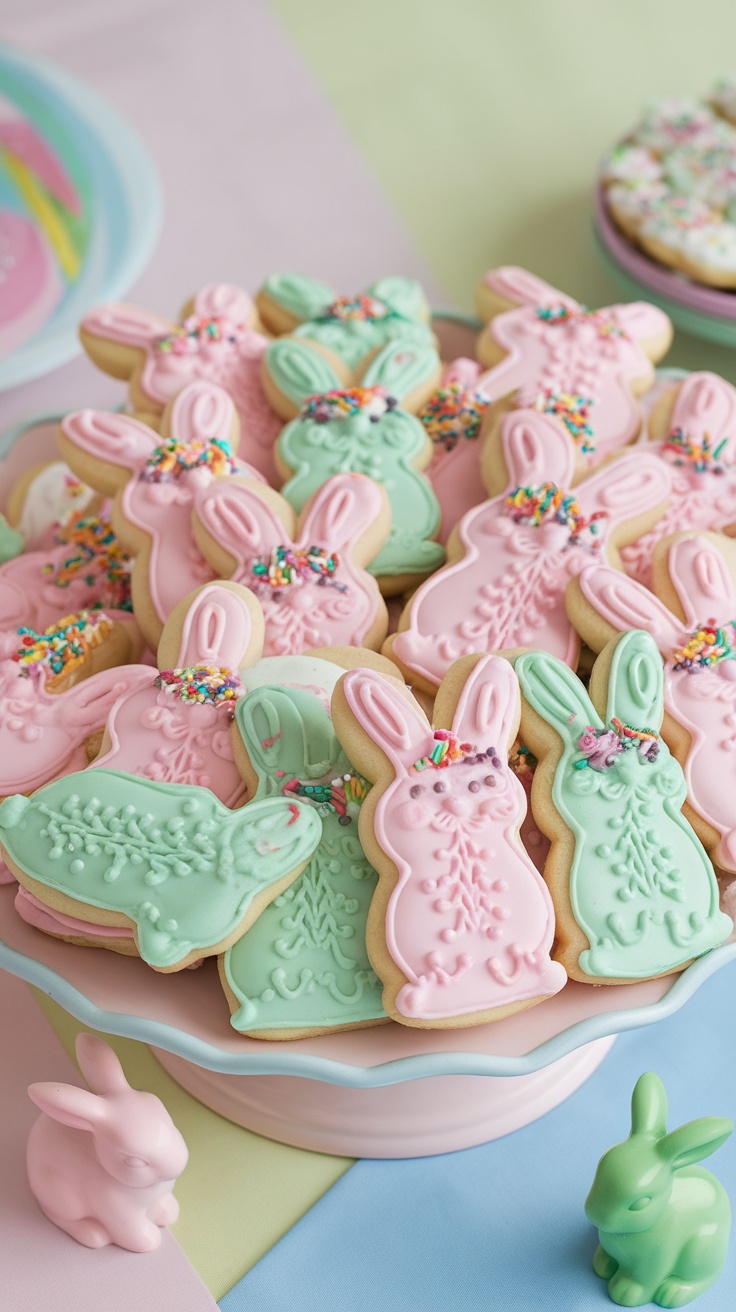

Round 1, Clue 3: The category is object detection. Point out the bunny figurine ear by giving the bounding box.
[630,1071,668,1138]
[27,1081,107,1133]
[515,650,600,747]
[59,411,158,491]
[659,1116,734,1169]
[670,372,736,451]
[572,563,681,655]
[494,411,576,493]
[80,303,173,378]
[601,630,664,733]
[75,1033,130,1096]
[194,480,295,574]
[192,282,255,326]
[159,581,264,672]
[236,684,338,793]
[339,668,430,776]
[265,338,345,411]
[260,273,336,325]
[664,534,736,629]
[299,473,388,554]
[443,654,521,752]
[361,340,441,403]
[367,277,430,323]
[165,380,239,447]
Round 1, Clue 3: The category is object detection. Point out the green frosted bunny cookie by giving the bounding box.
[258,273,441,419]
[0,769,322,972]
[514,630,732,983]
[274,346,445,596]
[220,684,387,1039]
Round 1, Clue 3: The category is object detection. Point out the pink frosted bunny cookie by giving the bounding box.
[332,655,567,1029]
[59,381,265,648]
[79,284,282,482]
[419,358,492,544]
[193,471,391,654]
[569,530,736,875]
[621,372,736,589]
[0,509,132,636]
[89,580,265,808]
[27,1033,188,1251]
[474,266,673,463]
[386,408,671,693]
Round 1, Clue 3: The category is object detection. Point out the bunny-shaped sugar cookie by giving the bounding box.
[474,265,673,463]
[221,684,386,1038]
[419,358,492,543]
[257,273,441,418]
[276,357,445,594]
[5,459,96,551]
[59,380,265,648]
[80,283,282,481]
[89,580,265,806]
[585,1072,732,1308]
[333,655,566,1028]
[515,630,732,983]
[621,372,736,588]
[27,1033,189,1252]
[387,409,671,692]
[193,472,390,654]
[570,531,736,874]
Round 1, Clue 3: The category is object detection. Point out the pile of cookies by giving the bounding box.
[601,76,736,287]
[0,264,734,1041]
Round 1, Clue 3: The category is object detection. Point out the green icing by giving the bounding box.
[262,272,336,323]
[224,685,385,1033]
[277,393,444,581]
[0,770,322,969]
[0,514,24,563]
[515,631,732,979]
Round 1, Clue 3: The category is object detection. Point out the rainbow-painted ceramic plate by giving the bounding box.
[0,45,160,391]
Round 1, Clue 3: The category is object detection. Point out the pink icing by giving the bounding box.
[81,285,282,483]
[15,886,134,939]
[391,411,672,688]
[481,267,579,310]
[0,534,124,634]
[621,373,736,588]
[0,210,62,358]
[341,659,566,1022]
[577,534,736,873]
[194,472,386,655]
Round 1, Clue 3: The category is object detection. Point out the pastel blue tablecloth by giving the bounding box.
[221,959,736,1312]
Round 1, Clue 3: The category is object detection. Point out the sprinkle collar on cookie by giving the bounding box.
[300,387,396,424]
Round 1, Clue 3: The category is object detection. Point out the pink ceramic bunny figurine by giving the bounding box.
[571,530,736,874]
[27,1032,188,1251]
[79,283,282,481]
[334,655,567,1027]
[386,409,671,691]
[193,471,391,654]
[59,380,265,647]
[621,372,736,588]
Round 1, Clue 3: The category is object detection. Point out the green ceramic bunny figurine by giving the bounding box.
[514,630,732,982]
[585,1071,732,1307]
[221,684,386,1037]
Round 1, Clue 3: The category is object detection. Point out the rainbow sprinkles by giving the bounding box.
[14,611,114,688]
[140,436,235,482]
[154,664,244,711]
[300,387,396,424]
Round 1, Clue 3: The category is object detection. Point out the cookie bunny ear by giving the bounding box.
[298,473,387,553]
[260,272,335,323]
[669,372,736,453]
[366,277,430,322]
[361,340,440,401]
[496,411,576,492]
[265,338,345,408]
[603,630,664,733]
[75,1033,129,1096]
[665,534,736,628]
[515,651,600,747]
[27,1081,106,1133]
[573,563,681,654]
[59,411,158,490]
[166,380,239,447]
[659,1116,733,1169]
[57,669,152,731]
[340,668,430,776]
[192,282,255,326]
[448,655,521,752]
[80,303,172,379]
[194,480,295,573]
[479,266,578,312]
[236,684,338,792]
[607,302,672,354]
[630,1071,668,1138]
[577,450,671,527]
[159,581,264,671]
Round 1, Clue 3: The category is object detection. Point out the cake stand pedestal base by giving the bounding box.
[151,1034,615,1158]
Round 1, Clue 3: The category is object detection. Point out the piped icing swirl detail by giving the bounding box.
[418,381,489,452]
[672,619,736,672]
[299,387,395,423]
[155,315,241,354]
[139,436,236,482]
[13,610,114,687]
